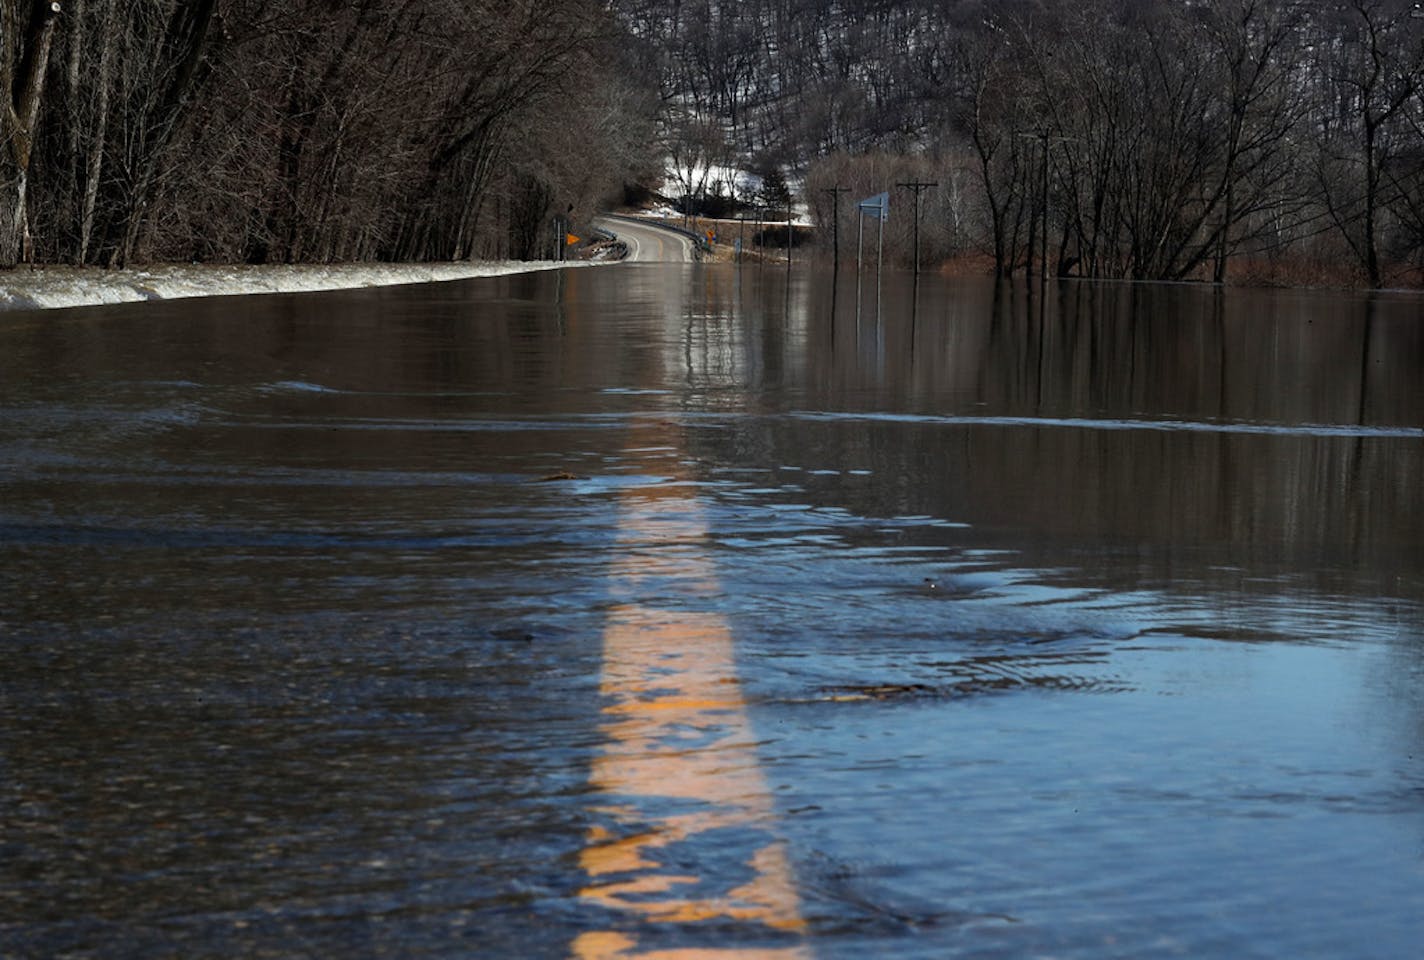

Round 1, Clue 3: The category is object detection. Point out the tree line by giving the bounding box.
[615,0,1424,286]
[8,0,1424,285]
[1,0,656,269]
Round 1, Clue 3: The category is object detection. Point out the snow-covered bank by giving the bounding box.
[0,260,601,312]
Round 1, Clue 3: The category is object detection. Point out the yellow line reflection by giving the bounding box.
[574,426,810,959]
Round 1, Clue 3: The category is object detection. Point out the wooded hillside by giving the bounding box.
[618,0,1424,286]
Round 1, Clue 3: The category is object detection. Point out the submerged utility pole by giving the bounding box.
[822,186,850,269]
[1038,131,1049,282]
[896,181,938,278]
[787,199,794,268]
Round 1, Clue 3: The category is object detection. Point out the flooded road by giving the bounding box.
[2,265,1422,958]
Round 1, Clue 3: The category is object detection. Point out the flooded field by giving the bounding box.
[2,265,1422,958]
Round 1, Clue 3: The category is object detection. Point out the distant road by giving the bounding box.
[594,216,698,263]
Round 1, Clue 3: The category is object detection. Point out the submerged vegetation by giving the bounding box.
[6,0,1424,286]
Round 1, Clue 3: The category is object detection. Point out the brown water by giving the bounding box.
[1,266,1422,958]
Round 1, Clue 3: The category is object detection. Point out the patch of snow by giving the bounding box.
[0,259,602,313]
[663,159,762,202]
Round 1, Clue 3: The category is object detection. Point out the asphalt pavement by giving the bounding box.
[594,215,698,263]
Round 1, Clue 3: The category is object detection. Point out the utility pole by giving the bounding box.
[1038,131,1049,282]
[786,198,794,268]
[822,186,850,269]
[896,180,938,278]
[856,205,864,312]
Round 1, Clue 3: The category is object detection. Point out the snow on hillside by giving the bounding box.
[0,260,600,312]
[659,158,815,225]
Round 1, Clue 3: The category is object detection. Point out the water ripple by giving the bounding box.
[788,410,1424,439]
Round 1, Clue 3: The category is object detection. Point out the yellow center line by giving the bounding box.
[572,423,810,960]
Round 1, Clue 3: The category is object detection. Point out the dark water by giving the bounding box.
[2,266,1422,958]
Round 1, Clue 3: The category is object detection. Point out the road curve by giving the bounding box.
[594,215,698,263]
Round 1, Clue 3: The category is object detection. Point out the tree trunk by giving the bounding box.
[0,1,62,267]
[1364,122,1382,288]
[77,0,113,265]
[62,0,84,254]
[0,172,28,267]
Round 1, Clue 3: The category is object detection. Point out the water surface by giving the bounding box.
[2,266,1422,958]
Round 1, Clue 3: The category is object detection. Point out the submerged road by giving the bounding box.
[595,215,699,263]
[573,430,809,959]
[577,215,807,955]
[5,257,1423,959]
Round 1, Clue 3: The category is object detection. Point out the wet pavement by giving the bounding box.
[2,265,1422,958]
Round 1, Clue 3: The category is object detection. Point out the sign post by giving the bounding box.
[856,191,889,277]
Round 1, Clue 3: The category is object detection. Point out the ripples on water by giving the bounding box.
[1,269,1422,958]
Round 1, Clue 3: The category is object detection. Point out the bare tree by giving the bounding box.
[1314,0,1424,286]
[0,0,62,266]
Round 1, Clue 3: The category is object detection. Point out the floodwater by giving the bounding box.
[1,265,1422,959]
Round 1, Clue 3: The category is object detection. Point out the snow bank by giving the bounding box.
[0,259,600,312]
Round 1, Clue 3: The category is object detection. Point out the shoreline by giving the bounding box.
[0,259,602,312]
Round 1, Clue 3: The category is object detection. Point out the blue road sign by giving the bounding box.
[857,191,889,221]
